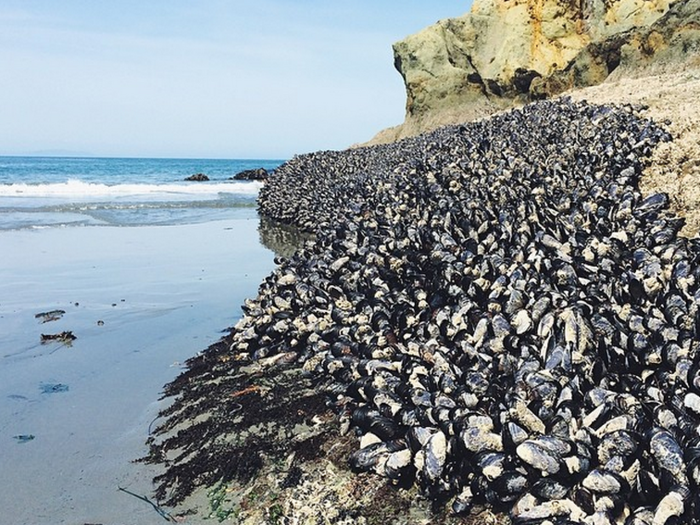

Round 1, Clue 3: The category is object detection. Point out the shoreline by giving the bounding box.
[0,215,276,524]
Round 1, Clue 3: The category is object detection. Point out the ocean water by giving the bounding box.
[0,156,284,230]
[0,156,285,523]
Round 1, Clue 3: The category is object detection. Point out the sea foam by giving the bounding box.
[0,179,263,199]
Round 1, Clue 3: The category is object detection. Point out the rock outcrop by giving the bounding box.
[370,0,700,144]
[533,0,700,97]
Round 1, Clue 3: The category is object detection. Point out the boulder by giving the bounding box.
[185,173,209,181]
[231,168,270,181]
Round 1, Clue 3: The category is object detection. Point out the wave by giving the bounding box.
[0,179,263,199]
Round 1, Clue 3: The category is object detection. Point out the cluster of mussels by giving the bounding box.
[201,99,700,523]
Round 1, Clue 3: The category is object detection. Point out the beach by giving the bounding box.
[0,213,276,524]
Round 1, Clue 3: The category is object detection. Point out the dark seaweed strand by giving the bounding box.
[148,98,700,523]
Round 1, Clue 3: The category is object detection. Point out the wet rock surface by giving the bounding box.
[148,99,700,523]
[232,167,271,181]
[184,173,209,181]
[34,309,66,323]
[40,331,76,345]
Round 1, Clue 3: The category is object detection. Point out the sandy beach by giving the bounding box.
[0,213,276,525]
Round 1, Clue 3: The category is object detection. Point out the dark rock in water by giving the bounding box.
[149,98,700,523]
[232,168,270,181]
[40,331,76,345]
[185,173,209,181]
[34,309,66,323]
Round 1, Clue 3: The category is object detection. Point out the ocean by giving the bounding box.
[0,156,284,230]
[0,156,284,524]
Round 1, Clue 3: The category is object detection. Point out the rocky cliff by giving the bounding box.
[370,0,700,144]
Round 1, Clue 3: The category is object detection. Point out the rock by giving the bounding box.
[375,0,688,143]
[231,168,270,181]
[532,0,700,98]
[613,0,700,75]
[34,309,66,323]
[40,331,76,345]
[185,173,209,181]
[512,68,542,94]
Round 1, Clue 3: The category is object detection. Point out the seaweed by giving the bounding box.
[143,332,332,507]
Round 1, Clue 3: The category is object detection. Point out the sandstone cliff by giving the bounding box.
[370,0,700,144]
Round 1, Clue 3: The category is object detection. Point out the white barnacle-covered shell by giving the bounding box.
[538,311,556,339]
[507,422,530,446]
[594,415,632,438]
[560,308,593,352]
[423,431,448,481]
[413,449,425,472]
[649,428,688,485]
[513,499,586,522]
[683,392,700,415]
[511,493,539,518]
[276,272,297,286]
[330,256,350,273]
[655,408,678,430]
[513,309,533,335]
[516,440,561,475]
[385,448,412,478]
[467,414,494,431]
[582,469,622,494]
[510,399,546,435]
[478,453,506,481]
[652,489,687,525]
[360,432,382,449]
[582,402,607,430]
[462,426,503,453]
[564,455,586,475]
[472,317,490,347]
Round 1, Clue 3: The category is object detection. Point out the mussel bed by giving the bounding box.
[150,99,700,524]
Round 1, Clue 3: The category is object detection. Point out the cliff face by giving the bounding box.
[373,0,693,143]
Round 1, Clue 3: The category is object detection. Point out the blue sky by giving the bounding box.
[0,1,470,159]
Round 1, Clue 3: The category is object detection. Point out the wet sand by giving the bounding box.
[0,214,275,525]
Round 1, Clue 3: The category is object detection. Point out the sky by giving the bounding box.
[0,1,471,159]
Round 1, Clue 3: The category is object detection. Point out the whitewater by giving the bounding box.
[0,156,283,229]
[0,155,284,524]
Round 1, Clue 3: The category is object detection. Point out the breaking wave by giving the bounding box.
[0,179,263,200]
